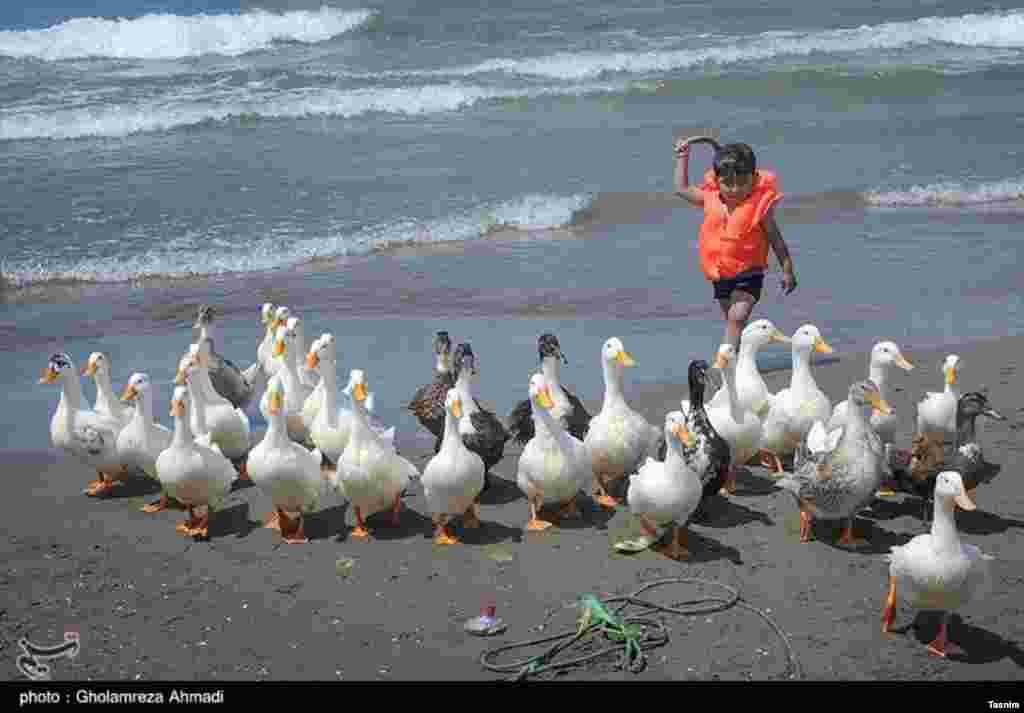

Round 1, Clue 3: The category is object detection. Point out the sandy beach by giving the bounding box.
[1,333,1021,683]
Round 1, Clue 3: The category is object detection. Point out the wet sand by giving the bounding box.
[2,335,1022,681]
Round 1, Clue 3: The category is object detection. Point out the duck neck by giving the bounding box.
[601,360,625,406]
[930,497,962,552]
[189,381,210,436]
[541,356,562,391]
[533,402,562,443]
[265,405,290,447]
[321,362,339,428]
[172,407,193,447]
[790,347,815,392]
[722,362,742,419]
[60,370,84,422]
[955,411,977,449]
[349,396,372,443]
[868,362,889,400]
[94,371,122,421]
[441,407,462,450]
[134,389,153,446]
[435,353,450,376]
[455,370,478,414]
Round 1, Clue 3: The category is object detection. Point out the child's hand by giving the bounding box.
[674,138,690,159]
[781,270,798,295]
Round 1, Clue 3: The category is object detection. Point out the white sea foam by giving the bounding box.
[864,178,1024,207]
[0,80,627,142]
[1,194,593,287]
[453,9,1024,80]
[0,7,374,61]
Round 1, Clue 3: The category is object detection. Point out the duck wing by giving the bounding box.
[505,397,534,446]
[561,385,592,441]
[464,409,509,471]
[407,373,454,440]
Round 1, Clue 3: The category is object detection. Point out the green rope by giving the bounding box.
[479,577,803,681]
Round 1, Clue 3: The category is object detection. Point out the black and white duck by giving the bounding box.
[406,331,455,454]
[505,333,591,446]
[896,391,1006,522]
[194,305,255,411]
[676,359,731,513]
[451,342,511,480]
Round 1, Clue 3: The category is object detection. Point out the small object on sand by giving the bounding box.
[613,534,658,553]
[465,605,506,637]
[335,557,355,579]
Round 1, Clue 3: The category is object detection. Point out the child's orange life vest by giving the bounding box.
[697,169,783,282]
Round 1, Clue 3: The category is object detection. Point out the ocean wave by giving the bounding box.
[452,9,1024,80]
[0,80,628,142]
[0,6,375,61]
[1,194,592,288]
[864,178,1024,207]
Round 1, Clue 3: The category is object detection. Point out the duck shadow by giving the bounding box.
[815,519,913,555]
[862,496,924,522]
[905,613,1024,667]
[732,466,782,496]
[108,474,163,499]
[954,508,1024,537]
[341,505,434,542]
[457,519,524,547]
[302,504,351,542]
[478,475,524,506]
[208,503,260,540]
[623,528,741,565]
[697,494,774,529]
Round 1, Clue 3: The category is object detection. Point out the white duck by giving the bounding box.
[246,377,325,544]
[175,345,252,480]
[422,390,486,544]
[334,369,419,538]
[881,471,994,658]
[583,337,662,508]
[115,372,178,513]
[155,386,237,539]
[916,354,963,447]
[241,302,279,386]
[685,344,763,495]
[273,308,318,388]
[260,321,314,445]
[82,352,132,428]
[757,324,834,474]
[623,411,703,560]
[39,352,127,497]
[516,372,590,531]
[307,333,394,470]
[828,340,914,495]
[706,318,791,417]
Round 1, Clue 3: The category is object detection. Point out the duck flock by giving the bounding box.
[38,304,1007,659]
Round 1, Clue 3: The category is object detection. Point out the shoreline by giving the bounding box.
[3,333,1021,681]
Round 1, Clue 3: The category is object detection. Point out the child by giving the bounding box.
[673,138,797,349]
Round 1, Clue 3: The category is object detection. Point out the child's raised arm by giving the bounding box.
[763,206,798,295]
[673,136,718,207]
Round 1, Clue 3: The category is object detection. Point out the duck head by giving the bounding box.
[194,304,216,330]
[871,341,914,371]
[346,369,369,404]
[848,379,893,415]
[957,391,1005,423]
[741,319,790,349]
[82,351,112,378]
[120,372,151,403]
[686,359,711,407]
[538,333,568,365]
[265,376,286,415]
[941,354,962,386]
[454,342,477,380]
[934,470,976,511]
[271,306,291,333]
[174,350,198,386]
[307,333,333,370]
[665,410,695,450]
[445,389,464,419]
[273,322,297,358]
[260,302,275,325]
[529,372,555,410]
[790,324,833,356]
[170,385,190,419]
[39,352,74,384]
[601,337,635,368]
[432,331,452,372]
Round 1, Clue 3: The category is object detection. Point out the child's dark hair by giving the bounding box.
[713,142,756,177]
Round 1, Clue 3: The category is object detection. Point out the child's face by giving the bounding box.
[718,172,755,207]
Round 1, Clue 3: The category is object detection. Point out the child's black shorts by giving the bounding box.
[713,271,765,302]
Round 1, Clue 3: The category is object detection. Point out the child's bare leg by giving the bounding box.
[721,291,756,349]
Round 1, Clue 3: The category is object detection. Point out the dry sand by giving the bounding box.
[2,335,1023,682]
